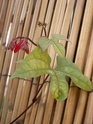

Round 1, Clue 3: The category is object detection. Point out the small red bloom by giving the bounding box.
[14,40,23,53]
[21,41,29,54]
[8,37,30,54]
[7,41,16,50]
[14,40,29,54]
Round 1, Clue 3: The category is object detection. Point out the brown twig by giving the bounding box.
[10,22,48,124]
[38,21,47,37]
[0,73,50,85]
[10,75,49,124]
[9,36,37,46]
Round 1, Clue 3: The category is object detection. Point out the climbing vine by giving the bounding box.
[7,22,92,124]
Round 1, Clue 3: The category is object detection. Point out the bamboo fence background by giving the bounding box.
[0,0,93,124]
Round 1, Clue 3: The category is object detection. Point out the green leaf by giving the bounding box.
[52,34,70,42]
[48,70,68,101]
[38,35,70,57]
[11,47,51,78]
[52,40,65,57]
[38,36,51,51]
[55,56,92,91]
[38,36,65,57]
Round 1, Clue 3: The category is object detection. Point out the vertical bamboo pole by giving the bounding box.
[15,81,31,123]
[9,0,41,123]
[48,0,66,37]
[1,0,15,44]
[0,0,15,77]
[31,1,56,124]
[28,77,44,124]
[11,0,33,119]
[34,81,49,124]
[12,0,39,123]
[0,0,3,13]
[31,0,49,47]
[2,1,25,121]
[0,1,11,74]
[11,80,24,121]
[24,78,40,124]
[0,0,9,35]
[0,0,18,123]
[84,75,93,124]
[2,10,24,124]
[28,0,49,123]
[36,0,67,123]
[42,0,66,123]
[5,0,34,123]
[0,0,24,107]
[62,0,93,123]
[5,79,19,124]
[53,1,85,123]
[73,25,93,124]
[24,1,42,123]
[0,0,93,124]
[42,0,76,123]
[13,0,34,122]
[11,1,34,119]
[28,0,42,40]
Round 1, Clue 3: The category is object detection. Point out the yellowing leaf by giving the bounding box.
[49,70,68,101]
[11,47,51,78]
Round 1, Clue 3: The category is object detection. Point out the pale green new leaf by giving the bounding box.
[55,56,92,91]
[52,34,70,42]
[48,70,68,101]
[52,40,65,57]
[38,36,65,57]
[38,36,51,51]
[11,47,51,78]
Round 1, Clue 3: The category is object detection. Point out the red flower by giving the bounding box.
[14,40,29,54]
[8,38,30,54]
[21,41,29,54]
[7,41,16,50]
[14,40,23,53]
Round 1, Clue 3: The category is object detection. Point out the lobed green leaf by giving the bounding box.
[55,56,92,91]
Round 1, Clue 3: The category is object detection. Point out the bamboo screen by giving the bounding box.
[0,0,93,124]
